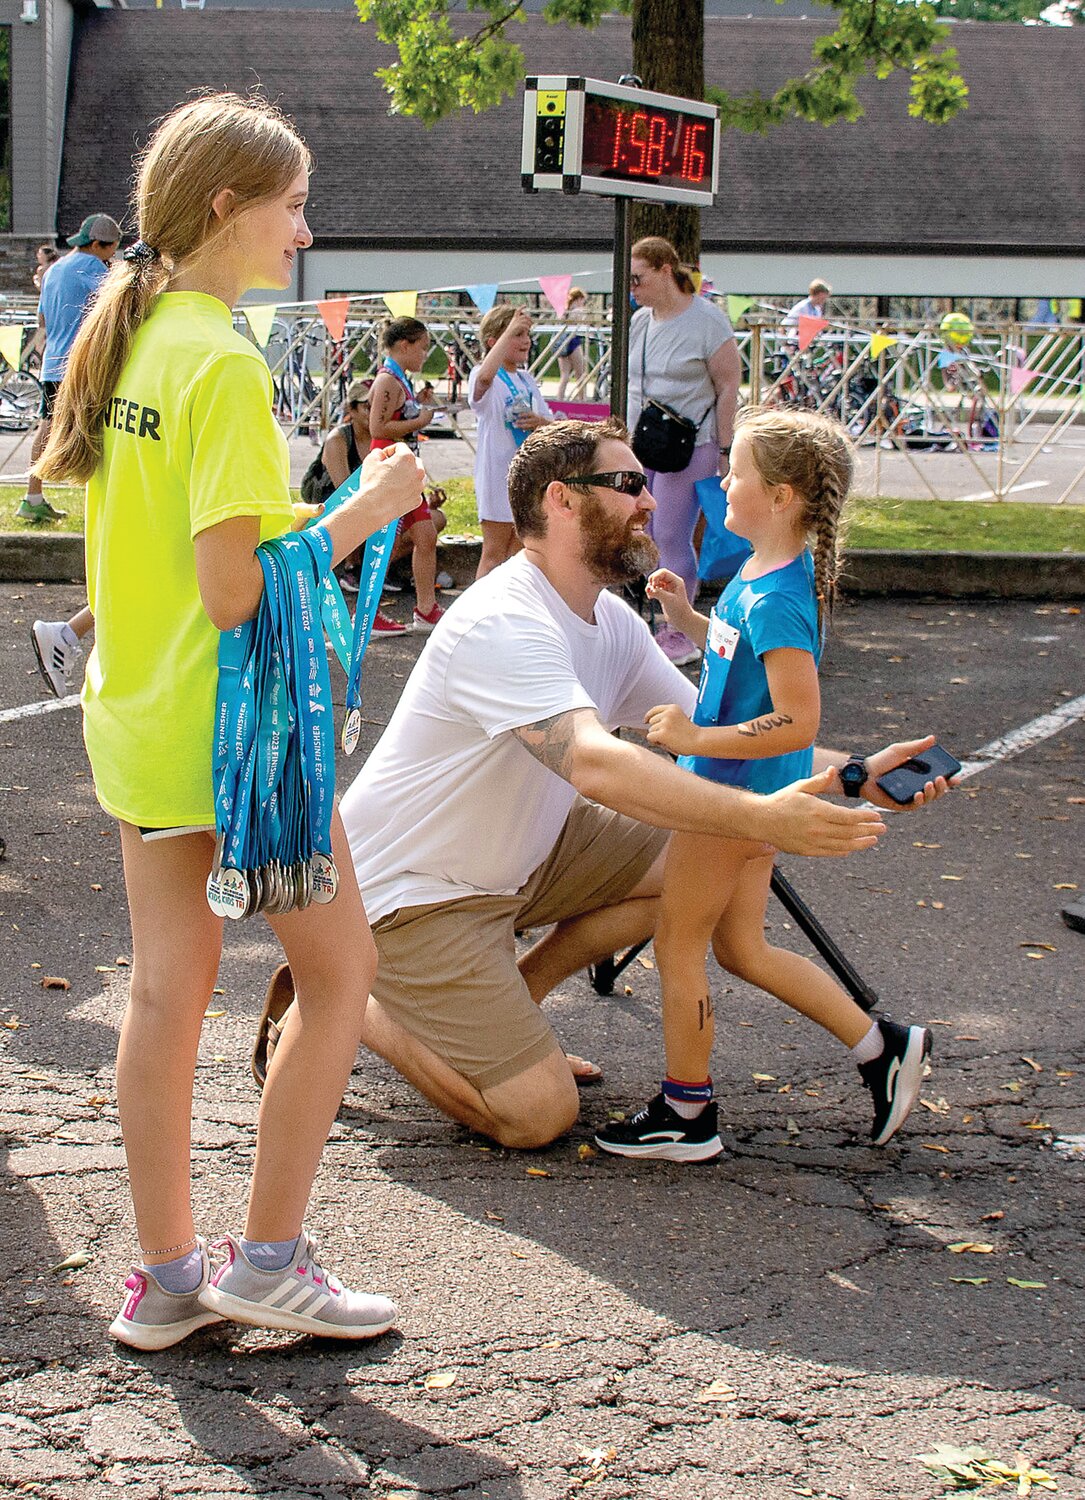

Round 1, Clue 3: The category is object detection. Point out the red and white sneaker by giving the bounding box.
[412,603,444,633]
[371,609,407,636]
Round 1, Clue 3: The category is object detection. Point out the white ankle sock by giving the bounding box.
[850,1020,885,1066]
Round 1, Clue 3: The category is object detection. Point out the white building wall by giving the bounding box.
[296,247,1085,304]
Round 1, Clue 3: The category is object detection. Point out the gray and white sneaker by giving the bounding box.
[200,1231,398,1340]
[32,619,82,698]
[109,1238,224,1351]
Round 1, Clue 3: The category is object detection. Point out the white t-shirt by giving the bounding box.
[341,552,695,922]
[468,364,551,523]
[627,297,734,447]
[783,296,822,327]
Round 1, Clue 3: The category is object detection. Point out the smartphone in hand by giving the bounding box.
[876,744,962,805]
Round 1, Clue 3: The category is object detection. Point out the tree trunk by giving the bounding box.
[630,0,704,264]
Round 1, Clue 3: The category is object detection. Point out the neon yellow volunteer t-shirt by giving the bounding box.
[83,291,294,826]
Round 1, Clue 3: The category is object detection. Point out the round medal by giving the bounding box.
[342,708,362,756]
[217,866,251,921]
[310,851,339,904]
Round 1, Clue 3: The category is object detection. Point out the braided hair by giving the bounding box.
[735,406,854,634]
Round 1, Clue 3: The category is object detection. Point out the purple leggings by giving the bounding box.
[644,442,720,598]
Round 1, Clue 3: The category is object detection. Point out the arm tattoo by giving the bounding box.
[737,711,793,740]
[511,710,583,781]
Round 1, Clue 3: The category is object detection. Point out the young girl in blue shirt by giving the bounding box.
[596,407,932,1161]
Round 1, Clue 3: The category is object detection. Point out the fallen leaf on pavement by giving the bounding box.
[1007,1278,1047,1289]
[423,1370,456,1390]
[1021,1056,1043,1072]
[50,1251,92,1272]
[204,1010,225,1019]
[752,1073,776,1082]
[947,1241,995,1254]
[635,953,655,970]
[922,1143,952,1154]
[41,976,70,990]
[525,1167,550,1177]
[980,1210,1005,1222]
[697,1380,738,1403]
[577,1143,596,1162]
[1019,942,1057,952]
[950,1277,989,1286]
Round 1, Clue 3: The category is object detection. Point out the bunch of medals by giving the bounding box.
[207,474,399,921]
[207,527,338,919]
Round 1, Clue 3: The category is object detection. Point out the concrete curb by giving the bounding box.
[3,532,1084,601]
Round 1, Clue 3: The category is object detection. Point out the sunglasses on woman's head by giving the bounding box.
[565,471,648,497]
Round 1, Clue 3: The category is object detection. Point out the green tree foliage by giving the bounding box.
[355,0,970,130]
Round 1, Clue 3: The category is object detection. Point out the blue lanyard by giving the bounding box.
[340,519,397,755]
[383,355,415,405]
[305,460,399,757]
[207,527,340,920]
[497,367,532,447]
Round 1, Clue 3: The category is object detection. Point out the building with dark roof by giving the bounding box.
[6,3,1085,300]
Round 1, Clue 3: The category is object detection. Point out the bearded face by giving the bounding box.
[577,489,659,585]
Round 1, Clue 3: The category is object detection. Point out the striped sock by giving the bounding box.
[663,1075,713,1120]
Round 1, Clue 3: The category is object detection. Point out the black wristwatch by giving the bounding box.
[839,755,868,798]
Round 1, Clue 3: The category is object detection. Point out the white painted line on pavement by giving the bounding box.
[0,692,80,723]
[957,691,1085,781]
[956,480,1050,502]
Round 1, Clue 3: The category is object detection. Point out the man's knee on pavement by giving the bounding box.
[483,1051,579,1149]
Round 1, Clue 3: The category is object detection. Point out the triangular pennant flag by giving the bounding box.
[797,315,828,352]
[538,275,573,318]
[1010,366,1037,395]
[726,295,753,323]
[244,304,278,348]
[465,284,499,314]
[383,291,418,320]
[317,297,350,341]
[0,325,25,370]
[689,270,703,295]
[937,349,959,368]
[870,333,898,359]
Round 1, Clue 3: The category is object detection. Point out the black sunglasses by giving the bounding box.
[565,470,648,497]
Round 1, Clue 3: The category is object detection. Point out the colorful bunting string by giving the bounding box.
[465,284,499,314]
[383,291,419,320]
[870,333,898,359]
[797,315,828,352]
[726,296,753,324]
[244,304,278,348]
[1010,366,1038,395]
[317,298,349,341]
[538,275,573,318]
[0,325,26,370]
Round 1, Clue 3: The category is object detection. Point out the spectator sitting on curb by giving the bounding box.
[251,417,954,1152]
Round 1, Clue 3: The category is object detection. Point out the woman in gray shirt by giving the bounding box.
[627,236,741,665]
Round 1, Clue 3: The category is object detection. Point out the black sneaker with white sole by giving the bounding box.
[858,1017,933,1145]
[594,1092,723,1162]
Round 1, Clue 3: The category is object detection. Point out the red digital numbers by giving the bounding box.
[680,122,707,182]
[606,108,708,183]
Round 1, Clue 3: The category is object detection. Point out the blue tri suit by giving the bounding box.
[677,550,822,795]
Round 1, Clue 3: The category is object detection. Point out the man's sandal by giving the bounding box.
[251,963,296,1089]
[567,1053,603,1086]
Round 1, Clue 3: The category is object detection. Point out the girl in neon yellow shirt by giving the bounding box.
[38,93,424,1350]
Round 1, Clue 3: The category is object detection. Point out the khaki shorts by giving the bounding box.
[371,799,667,1091]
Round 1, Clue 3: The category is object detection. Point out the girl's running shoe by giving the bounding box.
[199,1231,398,1340]
[109,1238,224,1351]
[858,1016,933,1145]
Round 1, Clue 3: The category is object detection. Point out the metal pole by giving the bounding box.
[611,196,633,423]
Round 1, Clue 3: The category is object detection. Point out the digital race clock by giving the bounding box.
[522,76,719,207]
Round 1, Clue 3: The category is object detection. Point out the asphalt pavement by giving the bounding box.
[1,585,1083,1499]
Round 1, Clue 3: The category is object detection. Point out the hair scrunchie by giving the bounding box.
[123,240,159,266]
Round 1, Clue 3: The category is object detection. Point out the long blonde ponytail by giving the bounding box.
[38,92,310,483]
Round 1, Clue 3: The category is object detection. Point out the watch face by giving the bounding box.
[841,760,866,794]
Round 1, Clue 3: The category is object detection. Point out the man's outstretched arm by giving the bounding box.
[511,708,886,858]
